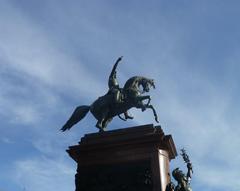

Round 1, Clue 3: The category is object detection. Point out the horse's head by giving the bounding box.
[141,78,155,93]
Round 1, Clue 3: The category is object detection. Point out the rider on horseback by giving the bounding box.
[108,57,133,120]
[108,56,122,104]
[61,56,158,132]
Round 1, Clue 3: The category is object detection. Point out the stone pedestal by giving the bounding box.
[67,124,177,191]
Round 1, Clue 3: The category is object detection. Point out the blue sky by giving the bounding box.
[0,0,240,191]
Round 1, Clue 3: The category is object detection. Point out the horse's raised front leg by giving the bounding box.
[135,95,151,109]
[136,102,159,123]
[95,109,109,132]
[136,95,151,104]
[146,104,159,123]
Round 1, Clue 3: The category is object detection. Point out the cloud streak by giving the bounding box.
[14,156,75,191]
[0,1,239,191]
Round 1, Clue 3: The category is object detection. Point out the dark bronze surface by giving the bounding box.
[75,160,152,191]
[166,149,193,191]
[61,57,158,132]
[67,124,177,191]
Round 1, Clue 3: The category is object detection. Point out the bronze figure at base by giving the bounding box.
[166,149,193,191]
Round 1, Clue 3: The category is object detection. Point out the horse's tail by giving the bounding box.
[61,105,90,132]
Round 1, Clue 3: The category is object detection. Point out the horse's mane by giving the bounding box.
[123,76,147,89]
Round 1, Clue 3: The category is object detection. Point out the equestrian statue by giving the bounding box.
[61,57,159,132]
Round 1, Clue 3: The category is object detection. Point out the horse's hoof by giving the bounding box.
[125,115,134,120]
[99,128,105,133]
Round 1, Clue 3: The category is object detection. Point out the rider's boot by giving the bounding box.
[113,90,123,104]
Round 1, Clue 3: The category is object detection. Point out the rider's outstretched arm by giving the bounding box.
[110,56,122,77]
[187,162,193,180]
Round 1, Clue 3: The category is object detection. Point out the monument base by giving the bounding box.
[67,124,177,191]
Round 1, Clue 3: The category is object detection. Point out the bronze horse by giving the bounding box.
[61,76,159,132]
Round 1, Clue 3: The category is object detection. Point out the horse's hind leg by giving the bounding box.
[96,110,110,132]
[102,117,112,131]
[96,120,104,132]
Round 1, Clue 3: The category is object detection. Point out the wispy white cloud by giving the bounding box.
[1,137,14,144]
[126,51,240,190]
[0,1,107,129]
[1,1,239,191]
[155,77,240,190]
[14,156,75,191]
[0,1,105,100]
[197,163,240,191]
